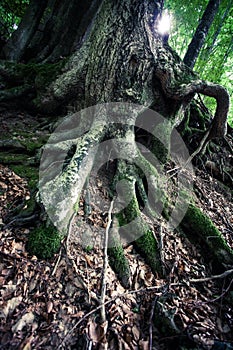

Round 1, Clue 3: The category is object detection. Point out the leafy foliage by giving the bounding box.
[164,0,233,125]
[0,0,29,40]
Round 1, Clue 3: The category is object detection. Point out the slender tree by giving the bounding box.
[183,0,222,68]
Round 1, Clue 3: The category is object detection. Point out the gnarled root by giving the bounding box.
[180,204,233,266]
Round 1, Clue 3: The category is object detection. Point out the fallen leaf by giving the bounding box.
[12,312,35,332]
[1,296,22,318]
[88,320,107,343]
[47,301,53,313]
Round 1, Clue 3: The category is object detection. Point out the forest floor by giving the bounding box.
[0,107,233,350]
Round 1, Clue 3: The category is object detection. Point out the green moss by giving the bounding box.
[181,204,233,264]
[117,198,139,225]
[4,59,67,96]
[108,237,130,288]
[11,165,38,190]
[73,201,79,213]
[18,134,47,153]
[34,61,67,90]
[21,137,47,153]
[134,230,161,275]
[0,152,29,164]
[26,224,62,259]
[84,245,93,253]
[116,199,161,275]
[0,152,38,189]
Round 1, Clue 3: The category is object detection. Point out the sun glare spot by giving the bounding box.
[157,10,171,35]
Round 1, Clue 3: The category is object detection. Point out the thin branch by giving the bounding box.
[194,278,233,306]
[206,278,233,303]
[51,247,63,276]
[100,199,114,323]
[149,296,158,350]
[159,222,166,276]
[57,284,168,349]
[66,213,76,259]
[167,129,210,179]
[190,268,233,283]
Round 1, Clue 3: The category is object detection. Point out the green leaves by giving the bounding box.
[164,0,233,125]
[0,0,29,39]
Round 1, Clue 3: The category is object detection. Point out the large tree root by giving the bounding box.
[37,112,167,284]
[36,107,233,289]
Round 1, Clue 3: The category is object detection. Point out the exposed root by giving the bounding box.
[37,100,232,287]
[154,47,229,140]
[180,204,233,266]
[39,123,106,235]
[112,158,162,276]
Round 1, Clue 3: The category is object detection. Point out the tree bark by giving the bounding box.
[1,0,102,63]
[1,0,48,61]
[183,0,222,69]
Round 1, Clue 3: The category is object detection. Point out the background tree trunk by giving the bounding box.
[183,0,222,69]
[1,0,47,61]
[1,0,102,63]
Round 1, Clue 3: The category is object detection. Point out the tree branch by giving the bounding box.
[100,199,114,323]
[190,268,233,283]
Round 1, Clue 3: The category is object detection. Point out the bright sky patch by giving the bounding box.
[157,10,171,35]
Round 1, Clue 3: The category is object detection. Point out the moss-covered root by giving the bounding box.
[26,223,62,259]
[134,229,162,276]
[180,204,233,265]
[108,243,130,288]
[112,159,162,278]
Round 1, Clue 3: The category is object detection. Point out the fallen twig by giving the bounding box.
[100,199,114,323]
[167,130,210,179]
[149,296,159,350]
[51,247,62,276]
[207,278,233,303]
[66,213,76,259]
[159,221,166,276]
[57,284,167,349]
[190,268,233,283]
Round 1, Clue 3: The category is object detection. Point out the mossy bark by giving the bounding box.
[180,204,233,265]
[0,60,67,108]
[108,243,131,288]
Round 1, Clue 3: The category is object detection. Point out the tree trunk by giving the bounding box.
[1,0,102,63]
[1,0,48,61]
[183,0,222,69]
[208,0,232,52]
[0,0,232,286]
